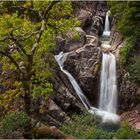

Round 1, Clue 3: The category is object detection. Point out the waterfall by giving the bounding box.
[103,11,110,36]
[55,52,91,110]
[55,10,120,125]
[55,51,120,124]
[99,53,117,113]
[98,10,119,122]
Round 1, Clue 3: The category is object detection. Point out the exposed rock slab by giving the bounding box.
[121,104,140,132]
[64,36,101,104]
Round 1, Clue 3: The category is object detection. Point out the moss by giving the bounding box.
[119,36,135,66]
[93,63,100,76]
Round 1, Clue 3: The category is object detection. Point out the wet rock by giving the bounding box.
[64,36,101,104]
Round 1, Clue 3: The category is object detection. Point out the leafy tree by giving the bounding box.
[0,0,80,115]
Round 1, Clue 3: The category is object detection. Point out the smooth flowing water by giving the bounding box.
[55,10,120,124]
[99,10,119,122]
[55,51,120,124]
[102,11,110,37]
[99,53,117,113]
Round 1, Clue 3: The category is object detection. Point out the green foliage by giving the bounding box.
[71,29,81,41]
[61,113,139,139]
[108,1,126,17]
[0,111,30,138]
[61,112,97,139]
[109,1,140,66]
[117,2,140,38]
[32,82,53,100]
[0,1,80,113]
[119,36,135,66]
[129,55,140,85]
[109,1,140,86]
[116,122,139,139]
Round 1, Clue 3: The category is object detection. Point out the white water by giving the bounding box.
[99,10,119,122]
[55,51,120,124]
[99,53,117,113]
[102,11,110,36]
[55,10,120,124]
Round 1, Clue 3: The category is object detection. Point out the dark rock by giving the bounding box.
[118,77,140,113]
[41,99,71,123]
[64,36,101,105]
[64,27,87,52]
[72,1,107,35]
[53,27,86,54]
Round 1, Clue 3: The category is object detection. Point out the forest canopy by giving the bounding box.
[0,0,80,114]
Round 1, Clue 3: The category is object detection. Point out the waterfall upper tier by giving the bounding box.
[102,11,110,37]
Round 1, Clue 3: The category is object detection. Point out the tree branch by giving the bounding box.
[0,48,22,74]
[43,1,60,20]
[3,36,28,56]
[31,0,60,55]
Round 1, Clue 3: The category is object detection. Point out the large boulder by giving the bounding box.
[54,27,86,54]
[76,9,93,29]
[64,27,86,52]
[90,2,107,36]
[64,36,101,104]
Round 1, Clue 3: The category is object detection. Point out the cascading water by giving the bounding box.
[99,53,117,113]
[55,10,120,124]
[55,52,91,110]
[99,10,119,121]
[102,10,110,36]
[55,51,120,124]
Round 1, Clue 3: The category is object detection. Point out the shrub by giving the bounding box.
[61,112,97,139]
[61,112,116,139]
[0,111,30,139]
[61,112,139,139]
[119,36,135,66]
[116,122,140,139]
[129,55,140,85]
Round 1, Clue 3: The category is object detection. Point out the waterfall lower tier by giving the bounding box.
[99,53,117,114]
[55,52,120,124]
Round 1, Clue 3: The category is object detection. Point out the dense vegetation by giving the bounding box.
[0,0,80,115]
[61,112,140,139]
[0,111,30,139]
[108,1,140,85]
[0,0,140,139]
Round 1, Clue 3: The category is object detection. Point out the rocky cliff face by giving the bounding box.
[45,1,107,125]
[109,14,140,131]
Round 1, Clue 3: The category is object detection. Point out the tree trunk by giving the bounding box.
[23,81,31,115]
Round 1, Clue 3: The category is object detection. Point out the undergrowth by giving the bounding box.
[61,112,140,139]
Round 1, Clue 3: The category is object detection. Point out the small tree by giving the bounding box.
[0,0,80,115]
